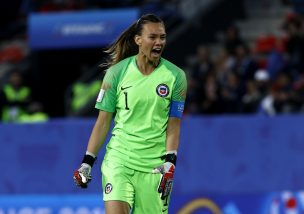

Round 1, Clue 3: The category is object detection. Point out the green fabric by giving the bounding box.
[95,57,130,112]
[18,112,49,123]
[2,85,31,122]
[101,160,170,213]
[71,80,101,111]
[3,85,30,101]
[95,55,187,172]
[2,106,24,122]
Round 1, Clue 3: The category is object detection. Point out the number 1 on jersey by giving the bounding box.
[123,92,130,110]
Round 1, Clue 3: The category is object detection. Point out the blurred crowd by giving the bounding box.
[0,0,182,122]
[1,0,304,122]
[185,3,304,115]
[0,70,48,122]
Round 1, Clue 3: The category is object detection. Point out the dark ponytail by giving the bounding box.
[102,14,164,68]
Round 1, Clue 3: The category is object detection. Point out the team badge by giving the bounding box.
[105,183,112,194]
[156,84,169,97]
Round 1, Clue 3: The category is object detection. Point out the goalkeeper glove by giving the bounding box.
[73,152,96,188]
[152,151,177,200]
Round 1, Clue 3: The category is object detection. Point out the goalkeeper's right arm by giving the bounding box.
[73,111,113,188]
[73,152,96,188]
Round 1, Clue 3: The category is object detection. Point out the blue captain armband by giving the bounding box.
[169,101,185,118]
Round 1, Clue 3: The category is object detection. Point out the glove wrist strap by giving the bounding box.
[82,154,96,167]
[165,153,177,166]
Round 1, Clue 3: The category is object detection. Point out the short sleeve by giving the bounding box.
[172,70,187,102]
[169,69,187,118]
[95,67,118,112]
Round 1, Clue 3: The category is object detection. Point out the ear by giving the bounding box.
[134,35,142,46]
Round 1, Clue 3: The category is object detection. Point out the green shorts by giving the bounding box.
[101,159,171,214]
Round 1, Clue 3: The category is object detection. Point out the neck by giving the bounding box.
[136,54,160,75]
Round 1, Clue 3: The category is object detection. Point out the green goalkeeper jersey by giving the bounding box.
[95,55,187,172]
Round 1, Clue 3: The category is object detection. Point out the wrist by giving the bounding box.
[165,152,177,166]
[82,152,97,167]
[166,150,177,155]
[85,151,96,158]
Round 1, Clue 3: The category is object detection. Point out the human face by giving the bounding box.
[135,22,166,64]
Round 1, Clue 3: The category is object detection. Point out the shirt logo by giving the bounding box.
[156,84,169,97]
[121,86,132,90]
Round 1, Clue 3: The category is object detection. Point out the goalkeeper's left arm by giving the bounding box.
[165,117,181,153]
[152,117,181,199]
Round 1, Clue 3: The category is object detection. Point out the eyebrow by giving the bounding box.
[148,33,167,36]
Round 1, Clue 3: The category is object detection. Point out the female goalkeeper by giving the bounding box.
[73,13,187,214]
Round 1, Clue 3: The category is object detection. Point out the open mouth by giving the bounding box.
[151,48,162,55]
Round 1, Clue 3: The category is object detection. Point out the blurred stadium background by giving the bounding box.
[1,0,304,213]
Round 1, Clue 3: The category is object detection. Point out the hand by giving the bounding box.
[152,162,175,200]
[73,163,92,188]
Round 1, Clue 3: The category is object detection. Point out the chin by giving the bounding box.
[151,55,161,60]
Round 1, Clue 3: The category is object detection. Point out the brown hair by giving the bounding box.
[103,14,164,68]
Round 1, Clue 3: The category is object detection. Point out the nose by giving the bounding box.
[155,38,165,46]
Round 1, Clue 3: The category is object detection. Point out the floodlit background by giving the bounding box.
[1,0,304,213]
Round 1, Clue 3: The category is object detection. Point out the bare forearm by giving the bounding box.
[87,111,112,155]
[166,117,181,152]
